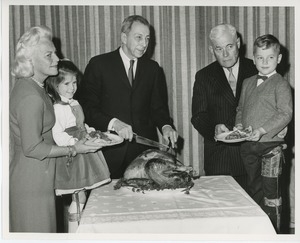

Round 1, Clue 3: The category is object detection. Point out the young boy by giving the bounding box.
[235,34,293,232]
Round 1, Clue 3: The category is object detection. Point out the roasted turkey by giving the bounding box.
[114,149,197,193]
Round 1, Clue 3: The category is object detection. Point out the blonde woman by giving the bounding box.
[9,26,102,232]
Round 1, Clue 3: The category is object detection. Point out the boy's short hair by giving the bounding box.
[253,34,281,54]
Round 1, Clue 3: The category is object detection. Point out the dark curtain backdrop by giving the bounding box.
[9,5,295,175]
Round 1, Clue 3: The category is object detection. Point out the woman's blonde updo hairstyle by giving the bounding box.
[12,25,53,78]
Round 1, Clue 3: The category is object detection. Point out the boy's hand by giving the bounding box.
[247,127,266,141]
[278,126,288,138]
[234,124,243,131]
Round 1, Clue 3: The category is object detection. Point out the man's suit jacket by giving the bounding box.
[191,57,257,176]
[78,48,173,178]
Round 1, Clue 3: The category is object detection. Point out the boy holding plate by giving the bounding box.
[235,34,293,232]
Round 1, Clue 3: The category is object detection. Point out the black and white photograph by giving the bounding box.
[1,0,299,242]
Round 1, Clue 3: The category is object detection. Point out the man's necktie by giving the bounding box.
[257,75,268,81]
[227,67,237,96]
[128,59,134,86]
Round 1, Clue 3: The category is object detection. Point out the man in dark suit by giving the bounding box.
[78,15,177,179]
[191,24,257,190]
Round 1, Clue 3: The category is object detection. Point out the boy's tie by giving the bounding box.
[227,67,237,96]
[257,75,268,86]
[128,59,134,86]
[257,75,268,81]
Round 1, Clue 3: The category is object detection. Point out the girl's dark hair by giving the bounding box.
[45,59,82,104]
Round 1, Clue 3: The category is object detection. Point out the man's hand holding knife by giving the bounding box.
[112,119,178,149]
[162,125,178,148]
[112,119,134,141]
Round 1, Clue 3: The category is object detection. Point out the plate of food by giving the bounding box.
[88,131,124,146]
[215,126,252,143]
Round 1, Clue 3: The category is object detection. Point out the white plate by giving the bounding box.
[90,132,124,146]
[101,132,124,146]
[215,131,250,143]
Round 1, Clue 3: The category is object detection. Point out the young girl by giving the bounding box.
[45,59,111,232]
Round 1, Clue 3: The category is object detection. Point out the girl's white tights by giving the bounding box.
[68,190,86,233]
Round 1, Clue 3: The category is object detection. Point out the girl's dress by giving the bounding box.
[9,78,57,232]
[53,97,111,195]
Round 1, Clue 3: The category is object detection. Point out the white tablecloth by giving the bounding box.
[76,175,276,234]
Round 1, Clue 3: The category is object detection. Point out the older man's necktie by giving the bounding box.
[128,59,134,86]
[227,67,237,96]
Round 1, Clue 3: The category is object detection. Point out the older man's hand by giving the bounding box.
[162,125,178,148]
[215,124,230,136]
[113,119,133,141]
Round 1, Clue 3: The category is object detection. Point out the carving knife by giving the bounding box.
[133,133,170,151]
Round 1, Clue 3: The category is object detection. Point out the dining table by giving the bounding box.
[76,175,276,234]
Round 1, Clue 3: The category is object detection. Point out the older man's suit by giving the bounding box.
[191,57,257,187]
[78,48,173,179]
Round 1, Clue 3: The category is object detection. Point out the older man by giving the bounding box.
[79,15,177,179]
[191,24,257,190]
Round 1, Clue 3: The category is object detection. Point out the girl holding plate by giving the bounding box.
[45,59,113,232]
